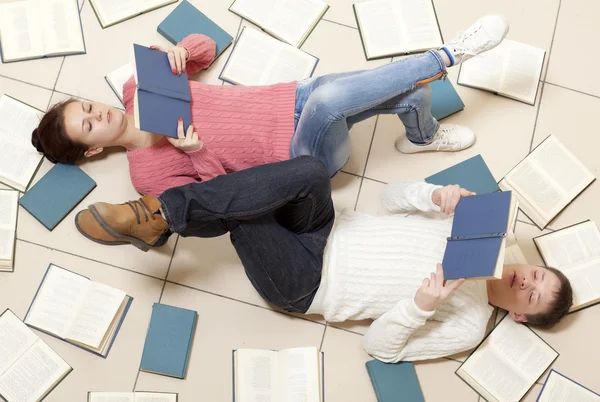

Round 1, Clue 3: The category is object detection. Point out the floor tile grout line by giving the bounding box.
[15,238,167,281]
[318,324,328,351]
[362,176,388,185]
[321,18,358,31]
[543,0,563,82]
[0,74,55,95]
[131,370,141,393]
[528,82,546,153]
[158,235,180,302]
[354,116,381,210]
[545,81,600,100]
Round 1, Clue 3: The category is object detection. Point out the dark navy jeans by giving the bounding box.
[159,156,334,313]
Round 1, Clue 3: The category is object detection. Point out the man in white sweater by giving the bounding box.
[76,156,573,362]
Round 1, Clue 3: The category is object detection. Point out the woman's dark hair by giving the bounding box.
[31,98,88,164]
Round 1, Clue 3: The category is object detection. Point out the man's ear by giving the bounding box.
[509,311,528,323]
[84,147,103,158]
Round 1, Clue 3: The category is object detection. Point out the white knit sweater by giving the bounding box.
[307,181,494,362]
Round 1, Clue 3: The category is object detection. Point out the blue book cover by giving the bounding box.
[140,303,198,379]
[425,155,499,195]
[442,191,513,280]
[19,164,96,231]
[133,44,192,138]
[365,360,424,402]
[158,0,233,61]
[430,79,464,121]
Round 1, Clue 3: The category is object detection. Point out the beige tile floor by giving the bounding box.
[1,0,599,400]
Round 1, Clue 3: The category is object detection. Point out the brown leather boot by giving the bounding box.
[76,195,169,251]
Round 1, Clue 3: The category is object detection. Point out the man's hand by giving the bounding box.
[149,45,188,75]
[431,185,476,215]
[414,264,465,312]
[168,119,203,152]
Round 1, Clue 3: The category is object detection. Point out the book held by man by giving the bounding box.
[89,0,177,28]
[456,316,558,402]
[442,191,518,280]
[0,0,86,62]
[24,264,133,358]
[534,220,600,312]
[158,0,234,64]
[353,0,443,60]
[88,391,178,402]
[220,27,319,86]
[0,309,72,402]
[537,370,600,402]
[105,64,133,106]
[0,95,44,192]
[233,347,324,402]
[365,360,424,402]
[132,44,192,139]
[425,154,499,195]
[458,39,545,105]
[229,0,329,48]
[0,190,19,272]
[498,135,595,229]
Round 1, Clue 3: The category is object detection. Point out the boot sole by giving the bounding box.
[86,206,153,252]
[75,210,131,247]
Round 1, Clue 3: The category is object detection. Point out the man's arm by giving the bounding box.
[383,182,475,215]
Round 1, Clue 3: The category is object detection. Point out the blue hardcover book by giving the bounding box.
[537,370,600,401]
[132,44,192,138]
[365,360,424,402]
[430,79,465,121]
[158,0,233,64]
[19,163,96,231]
[442,191,517,280]
[425,155,499,195]
[140,303,198,379]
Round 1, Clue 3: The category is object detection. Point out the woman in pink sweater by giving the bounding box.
[31,16,508,197]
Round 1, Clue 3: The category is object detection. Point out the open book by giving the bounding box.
[220,27,319,86]
[458,39,545,105]
[498,135,595,229]
[24,264,133,358]
[233,347,324,402]
[353,0,443,60]
[538,370,600,402]
[0,309,72,402]
[0,190,19,272]
[503,231,528,265]
[456,316,558,402]
[229,0,329,48]
[0,0,85,63]
[88,392,178,402]
[105,64,133,106]
[534,220,600,312]
[89,0,177,28]
[0,95,44,192]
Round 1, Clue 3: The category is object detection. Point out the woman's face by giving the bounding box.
[63,101,127,149]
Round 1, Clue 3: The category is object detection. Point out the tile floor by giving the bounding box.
[1,0,598,401]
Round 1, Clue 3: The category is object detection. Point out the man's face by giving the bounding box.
[488,264,562,322]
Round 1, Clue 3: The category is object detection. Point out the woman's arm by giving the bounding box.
[178,34,217,76]
[186,146,227,182]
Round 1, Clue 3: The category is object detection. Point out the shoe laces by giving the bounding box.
[126,199,155,225]
[433,127,458,151]
[450,24,492,56]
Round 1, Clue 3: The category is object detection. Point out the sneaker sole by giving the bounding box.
[87,205,153,252]
[395,137,477,154]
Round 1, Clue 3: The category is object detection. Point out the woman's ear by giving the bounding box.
[84,147,103,158]
[509,311,528,323]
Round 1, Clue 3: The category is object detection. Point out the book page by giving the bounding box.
[25,265,90,339]
[499,41,545,104]
[91,0,172,26]
[458,39,506,92]
[0,339,70,402]
[89,392,134,402]
[0,191,18,263]
[223,28,316,86]
[538,371,600,402]
[0,1,44,61]
[235,349,278,402]
[107,64,133,103]
[40,0,85,55]
[0,96,43,190]
[266,0,326,46]
[135,392,178,402]
[0,311,39,377]
[459,318,557,402]
[278,347,320,402]
[503,243,528,265]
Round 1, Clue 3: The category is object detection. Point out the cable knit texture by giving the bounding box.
[123,34,297,196]
[307,181,494,362]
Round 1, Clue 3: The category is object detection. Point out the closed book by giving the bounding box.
[425,155,499,195]
[140,303,198,379]
[19,164,96,231]
[365,360,424,402]
[430,79,464,121]
[132,44,192,138]
[442,191,517,280]
[157,0,233,62]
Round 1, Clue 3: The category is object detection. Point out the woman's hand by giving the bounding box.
[168,119,203,152]
[149,45,188,75]
[431,185,476,215]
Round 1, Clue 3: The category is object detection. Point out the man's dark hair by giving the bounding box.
[525,266,573,329]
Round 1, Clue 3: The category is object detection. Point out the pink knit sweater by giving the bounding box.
[123,34,297,196]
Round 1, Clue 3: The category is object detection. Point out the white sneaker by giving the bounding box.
[395,124,476,154]
[442,15,509,65]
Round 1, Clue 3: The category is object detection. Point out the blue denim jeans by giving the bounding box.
[159,156,334,313]
[291,49,447,176]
